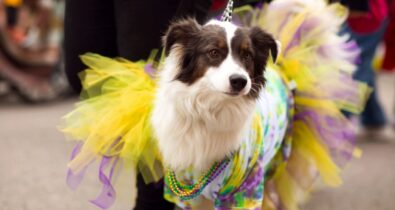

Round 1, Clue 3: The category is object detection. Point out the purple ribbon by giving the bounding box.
[66,144,88,190]
[66,143,119,209]
[90,156,119,209]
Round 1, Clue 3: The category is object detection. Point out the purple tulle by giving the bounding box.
[144,63,156,78]
[67,144,88,190]
[294,110,356,164]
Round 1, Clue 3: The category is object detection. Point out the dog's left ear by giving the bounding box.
[163,18,201,56]
[249,27,281,63]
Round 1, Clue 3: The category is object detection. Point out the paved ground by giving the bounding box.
[1,73,394,210]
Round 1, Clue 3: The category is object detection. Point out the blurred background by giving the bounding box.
[0,0,395,210]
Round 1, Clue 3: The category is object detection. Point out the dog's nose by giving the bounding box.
[229,74,247,92]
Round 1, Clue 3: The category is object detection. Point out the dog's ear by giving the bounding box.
[249,27,280,64]
[163,18,201,56]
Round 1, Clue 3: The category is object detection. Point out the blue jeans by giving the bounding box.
[343,22,388,127]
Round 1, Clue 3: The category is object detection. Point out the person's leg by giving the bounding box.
[350,23,388,127]
[64,0,118,93]
[360,89,387,126]
[134,174,174,210]
[175,0,214,24]
[113,0,214,61]
[113,0,180,61]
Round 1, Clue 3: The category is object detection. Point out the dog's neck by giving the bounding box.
[152,54,256,172]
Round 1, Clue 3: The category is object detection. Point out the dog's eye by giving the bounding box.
[241,52,253,63]
[208,49,220,59]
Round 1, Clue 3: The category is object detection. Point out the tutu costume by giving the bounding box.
[61,0,369,209]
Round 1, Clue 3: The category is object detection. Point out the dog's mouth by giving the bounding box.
[223,91,242,97]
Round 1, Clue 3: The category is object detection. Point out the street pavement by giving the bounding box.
[1,73,394,210]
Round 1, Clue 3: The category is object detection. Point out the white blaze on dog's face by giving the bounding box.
[203,20,252,96]
[163,19,279,99]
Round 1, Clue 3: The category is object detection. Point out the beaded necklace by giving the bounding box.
[166,159,230,201]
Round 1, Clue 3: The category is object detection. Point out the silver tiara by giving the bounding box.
[220,0,234,22]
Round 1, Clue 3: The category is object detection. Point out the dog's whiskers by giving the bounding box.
[249,86,260,95]
[250,76,264,80]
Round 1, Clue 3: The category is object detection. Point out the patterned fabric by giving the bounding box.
[164,67,292,210]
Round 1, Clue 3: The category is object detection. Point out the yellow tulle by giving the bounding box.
[61,53,162,182]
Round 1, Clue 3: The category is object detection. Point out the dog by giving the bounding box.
[151,18,287,209]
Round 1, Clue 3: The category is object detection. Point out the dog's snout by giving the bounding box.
[229,74,247,92]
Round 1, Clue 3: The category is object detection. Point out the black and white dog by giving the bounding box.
[152,19,280,173]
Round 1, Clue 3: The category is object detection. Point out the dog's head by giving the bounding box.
[163,18,280,98]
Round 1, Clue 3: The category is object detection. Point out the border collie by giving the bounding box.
[152,19,280,173]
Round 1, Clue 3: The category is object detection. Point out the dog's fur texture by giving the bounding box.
[152,19,279,173]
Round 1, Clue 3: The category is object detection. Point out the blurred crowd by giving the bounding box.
[341,0,395,136]
[0,0,65,102]
[0,0,394,127]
